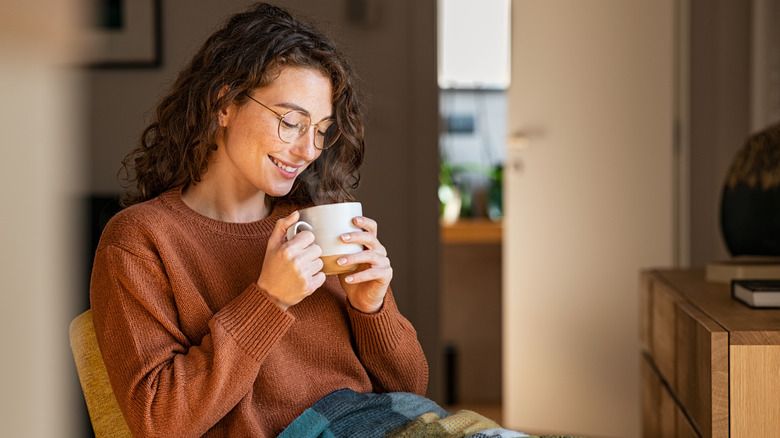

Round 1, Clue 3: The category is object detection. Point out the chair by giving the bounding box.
[70,309,134,437]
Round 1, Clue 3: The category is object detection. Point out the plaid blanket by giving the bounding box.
[278,388,580,438]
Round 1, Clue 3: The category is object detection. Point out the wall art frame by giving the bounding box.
[87,0,162,69]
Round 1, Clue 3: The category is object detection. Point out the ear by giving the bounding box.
[217,84,233,128]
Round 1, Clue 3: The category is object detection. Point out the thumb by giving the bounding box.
[269,210,300,246]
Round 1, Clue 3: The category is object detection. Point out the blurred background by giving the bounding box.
[2,0,777,437]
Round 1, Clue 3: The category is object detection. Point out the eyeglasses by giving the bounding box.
[246,95,341,150]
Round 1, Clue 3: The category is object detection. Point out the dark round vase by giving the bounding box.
[720,183,780,257]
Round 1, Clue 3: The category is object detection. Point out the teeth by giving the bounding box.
[271,157,297,173]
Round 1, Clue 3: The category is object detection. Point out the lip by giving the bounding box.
[269,155,302,179]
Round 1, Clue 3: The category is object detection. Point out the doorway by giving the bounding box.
[437,0,510,419]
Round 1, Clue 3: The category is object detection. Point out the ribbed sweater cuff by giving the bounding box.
[214,283,295,361]
[347,299,405,354]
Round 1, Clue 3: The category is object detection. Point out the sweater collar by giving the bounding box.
[159,187,296,237]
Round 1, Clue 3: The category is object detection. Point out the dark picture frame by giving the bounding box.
[88,0,162,69]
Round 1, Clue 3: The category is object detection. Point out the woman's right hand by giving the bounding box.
[257,211,326,310]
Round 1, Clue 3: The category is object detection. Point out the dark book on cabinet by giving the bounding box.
[731,279,780,308]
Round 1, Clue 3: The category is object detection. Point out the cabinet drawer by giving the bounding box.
[676,407,700,438]
[675,301,729,438]
[648,277,679,390]
[642,355,701,438]
[641,354,674,437]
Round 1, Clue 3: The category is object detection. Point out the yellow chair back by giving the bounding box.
[69,309,133,437]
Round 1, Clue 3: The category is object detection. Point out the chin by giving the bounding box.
[266,184,296,199]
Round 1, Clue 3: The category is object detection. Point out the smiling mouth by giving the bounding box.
[269,156,299,173]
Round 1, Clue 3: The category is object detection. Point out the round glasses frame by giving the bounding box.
[246,95,340,150]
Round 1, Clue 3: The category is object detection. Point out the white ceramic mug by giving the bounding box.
[285,202,363,275]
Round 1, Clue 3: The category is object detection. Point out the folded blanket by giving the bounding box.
[386,409,525,438]
[278,388,580,438]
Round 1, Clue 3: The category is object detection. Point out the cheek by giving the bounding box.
[222,122,272,157]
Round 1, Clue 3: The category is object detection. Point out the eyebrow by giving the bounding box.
[275,102,335,123]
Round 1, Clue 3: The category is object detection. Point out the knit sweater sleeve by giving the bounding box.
[347,290,429,395]
[90,227,294,437]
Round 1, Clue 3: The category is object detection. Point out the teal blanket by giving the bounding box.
[279,388,580,438]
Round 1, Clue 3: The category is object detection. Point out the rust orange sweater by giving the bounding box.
[89,188,429,437]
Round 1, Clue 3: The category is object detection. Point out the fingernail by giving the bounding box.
[337,257,347,266]
[354,217,363,225]
[345,276,354,283]
[341,233,351,241]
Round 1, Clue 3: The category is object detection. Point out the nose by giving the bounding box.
[289,126,319,161]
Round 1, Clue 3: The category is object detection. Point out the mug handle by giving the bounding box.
[286,221,313,241]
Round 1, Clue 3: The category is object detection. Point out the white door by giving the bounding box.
[503,1,675,437]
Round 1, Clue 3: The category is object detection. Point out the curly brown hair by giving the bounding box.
[119,2,365,207]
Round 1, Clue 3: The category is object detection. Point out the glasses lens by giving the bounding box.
[278,111,310,143]
[277,111,341,150]
[315,120,341,150]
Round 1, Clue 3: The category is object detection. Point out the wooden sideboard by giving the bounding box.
[640,269,780,437]
[440,219,502,244]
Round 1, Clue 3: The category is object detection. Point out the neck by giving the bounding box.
[182,180,271,223]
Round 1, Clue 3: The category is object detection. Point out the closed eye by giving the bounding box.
[281,119,300,129]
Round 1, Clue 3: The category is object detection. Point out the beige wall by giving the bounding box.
[688,0,752,267]
[751,0,780,132]
[0,0,86,436]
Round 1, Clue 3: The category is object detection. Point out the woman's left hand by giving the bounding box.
[337,216,392,314]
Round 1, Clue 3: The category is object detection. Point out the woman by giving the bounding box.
[89,3,429,437]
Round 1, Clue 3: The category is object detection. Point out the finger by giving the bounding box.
[340,230,387,255]
[283,238,321,275]
[270,211,300,246]
[287,229,317,250]
[342,264,393,285]
[301,242,323,263]
[280,210,300,229]
[308,271,327,293]
[353,216,378,235]
[301,256,325,279]
[337,249,390,270]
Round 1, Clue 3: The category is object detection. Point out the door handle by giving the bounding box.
[507,127,545,152]
[507,134,530,151]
